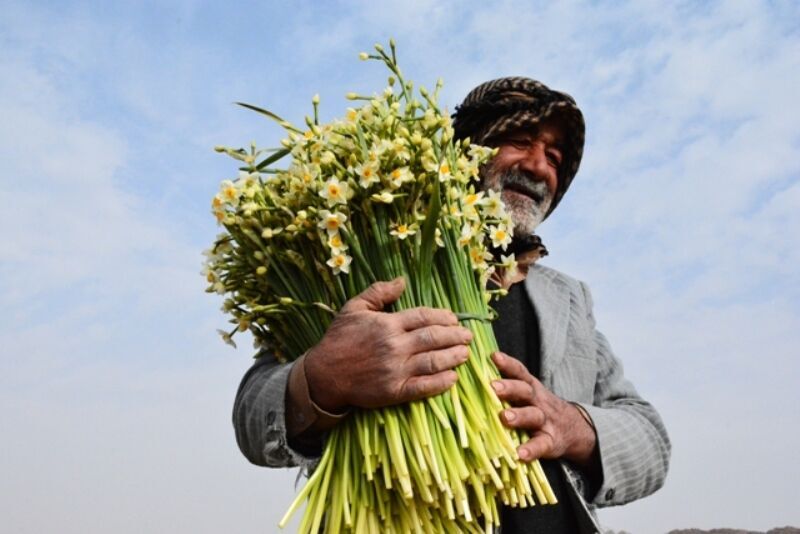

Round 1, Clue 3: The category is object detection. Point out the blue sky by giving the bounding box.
[1,1,799,532]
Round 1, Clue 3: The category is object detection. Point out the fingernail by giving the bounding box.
[504,409,515,422]
[492,381,504,393]
[518,447,530,460]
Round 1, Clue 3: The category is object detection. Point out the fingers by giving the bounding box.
[398,370,458,402]
[492,351,534,383]
[407,345,469,376]
[492,379,535,406]
[342,277,405,312]
[499,405,546,430]
[401,324,473,355]
[395,306,459,330]
[518,431,556,462]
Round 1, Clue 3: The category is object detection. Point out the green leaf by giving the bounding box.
[235,101,288,124]
[255,147,291,170]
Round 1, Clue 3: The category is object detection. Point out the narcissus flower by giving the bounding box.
[326,253,352,274]
[318,210,348,234]
[388,167,413,189]
[389,222,418,240]
[483,190,505,218]
[355,162,380,188]
[371,191,396,203]
[327,232,348,254]
[319,177,348,206]
[488,224,512,250]
[219,180,240,205]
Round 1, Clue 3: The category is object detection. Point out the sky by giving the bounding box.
[1,0,798,532]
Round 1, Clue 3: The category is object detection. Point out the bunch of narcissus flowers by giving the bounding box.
[204,40,556,533]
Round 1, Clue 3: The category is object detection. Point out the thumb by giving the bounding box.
[343,277,405,312]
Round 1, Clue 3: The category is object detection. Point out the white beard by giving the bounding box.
[482,168,554,236]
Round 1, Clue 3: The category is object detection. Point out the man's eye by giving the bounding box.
[547,151,563,168]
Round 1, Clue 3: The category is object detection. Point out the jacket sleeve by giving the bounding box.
[232,351,322,469]
[575,281,671,508]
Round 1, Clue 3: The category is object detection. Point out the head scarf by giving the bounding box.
[452,77,585,218]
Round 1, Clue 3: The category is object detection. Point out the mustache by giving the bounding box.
[491,170,551,204]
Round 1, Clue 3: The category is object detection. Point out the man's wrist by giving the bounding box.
[286,354,350,439]
[565,401,598,467]
[303,348,349,414]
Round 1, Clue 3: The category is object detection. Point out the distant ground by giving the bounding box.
[606,528,799,534]
[667,528,800,534]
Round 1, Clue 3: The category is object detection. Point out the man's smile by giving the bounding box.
[503,182,545,204]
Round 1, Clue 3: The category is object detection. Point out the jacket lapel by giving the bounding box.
[524,265,571,388]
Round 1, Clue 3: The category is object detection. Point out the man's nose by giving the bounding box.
[516,142,551,182]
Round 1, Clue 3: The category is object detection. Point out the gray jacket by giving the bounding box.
[233,264,671,533]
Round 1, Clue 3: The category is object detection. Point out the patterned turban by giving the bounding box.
[452,77,585,217]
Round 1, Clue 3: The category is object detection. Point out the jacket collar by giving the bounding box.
[523,264,570,387]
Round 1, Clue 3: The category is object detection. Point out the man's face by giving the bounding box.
[481,117,565,237]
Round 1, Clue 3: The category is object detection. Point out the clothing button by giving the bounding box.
[605,488,615,501]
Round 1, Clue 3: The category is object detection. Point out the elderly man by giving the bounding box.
[233,77,671,533]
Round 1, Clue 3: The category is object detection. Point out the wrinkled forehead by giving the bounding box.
[484,114,568,149]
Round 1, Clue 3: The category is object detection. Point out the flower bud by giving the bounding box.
[312,94,320,105]
[346,92,359,100]
[358,52,369,60]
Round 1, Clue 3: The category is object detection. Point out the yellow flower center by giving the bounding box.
[328,184,341,196]
[440,164,450,174]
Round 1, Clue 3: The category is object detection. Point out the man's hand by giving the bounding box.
[303,277,473,412]
[491,351,597,467]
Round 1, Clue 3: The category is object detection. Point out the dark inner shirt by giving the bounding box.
[491,281,579,533]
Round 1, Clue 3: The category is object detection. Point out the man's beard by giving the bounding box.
[482,168,554,237]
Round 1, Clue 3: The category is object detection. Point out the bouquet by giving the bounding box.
[205,40,556,533]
